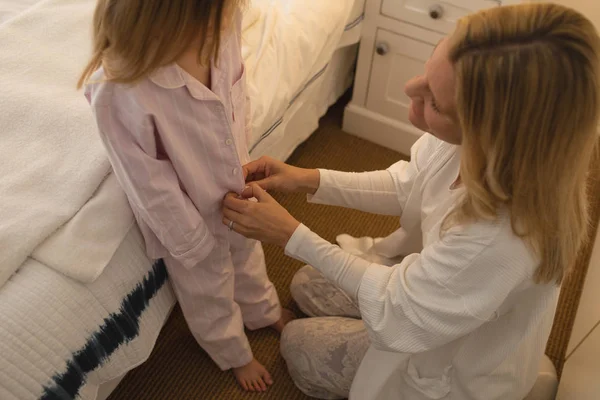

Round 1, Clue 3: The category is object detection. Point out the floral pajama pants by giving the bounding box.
[280,265,371,399]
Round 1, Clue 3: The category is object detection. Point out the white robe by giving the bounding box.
[285,134,559,400]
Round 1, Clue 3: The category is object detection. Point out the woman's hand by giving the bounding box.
[242,156,320,197]
[222,184,301,248]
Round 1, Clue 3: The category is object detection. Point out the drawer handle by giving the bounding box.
[376,42,390,56]
[429,4,444,20]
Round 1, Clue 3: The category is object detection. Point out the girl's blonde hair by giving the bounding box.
[445,3,600,284]
[77,0,241,88]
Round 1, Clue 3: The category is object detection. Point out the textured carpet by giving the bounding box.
[108,97,594,399]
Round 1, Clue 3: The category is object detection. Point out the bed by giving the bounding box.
[0,0,365,399]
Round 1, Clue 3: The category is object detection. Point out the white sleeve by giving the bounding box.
[307,170,401,215]
[286,220,532,355]
[307,133,438,215]
[386,133,439,212]
[357,224,532,353]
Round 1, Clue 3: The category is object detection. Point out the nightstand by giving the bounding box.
[343,0,520,155]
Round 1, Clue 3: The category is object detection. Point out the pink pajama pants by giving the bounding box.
[164,233,281,370]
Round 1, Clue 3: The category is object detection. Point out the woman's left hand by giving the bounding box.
[222,184,301,248]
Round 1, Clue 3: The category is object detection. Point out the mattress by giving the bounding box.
[247,0,364,158]
[0,226,176,400]
[242,0,360,151]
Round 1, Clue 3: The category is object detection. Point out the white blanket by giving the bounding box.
[31,173,135,283]
[0,0,115,288]
[0,0,354,287]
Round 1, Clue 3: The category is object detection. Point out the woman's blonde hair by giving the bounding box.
[77,0,241,88]
[445,3,600,284]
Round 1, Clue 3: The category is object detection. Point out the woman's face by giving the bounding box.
[404,38,462,145]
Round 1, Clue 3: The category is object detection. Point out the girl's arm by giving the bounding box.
[93,104,215,270]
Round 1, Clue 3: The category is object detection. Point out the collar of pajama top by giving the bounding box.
[149,35,240,105]
[148,28,249,159]
[140,25,250,195]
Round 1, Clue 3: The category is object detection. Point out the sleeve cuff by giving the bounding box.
[307,169,333,205]
[285,223,312,261]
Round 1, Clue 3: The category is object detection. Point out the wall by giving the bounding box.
[550,0,600,28]
[556,225,600,400]
[529,0,600,30]
[534,2,600,399]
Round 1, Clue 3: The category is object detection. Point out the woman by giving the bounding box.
[222,3,600,399]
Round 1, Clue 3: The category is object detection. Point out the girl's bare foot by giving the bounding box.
[269,308,296,334]
[233,358,273,392]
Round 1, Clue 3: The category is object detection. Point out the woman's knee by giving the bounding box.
[280,319,303,361]
[290,265,361,319]
[281,317,368,399]
[280,321,323,397]
[290,265,320,305]
[280,319,347,400]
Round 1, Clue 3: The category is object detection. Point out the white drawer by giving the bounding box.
[381,0,501,34]
[366,29,434,125]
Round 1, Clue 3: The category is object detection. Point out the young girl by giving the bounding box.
[78,0,292,392]
[223,3,600,399]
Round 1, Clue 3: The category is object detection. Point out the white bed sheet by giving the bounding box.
[250,44,358,160]
[247,0,363,159]
[243,0,356,149]
[341,0,366,48]
[349,0,366,25]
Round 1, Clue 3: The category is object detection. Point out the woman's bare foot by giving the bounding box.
[233,358,273,392]
[269,308,296,334]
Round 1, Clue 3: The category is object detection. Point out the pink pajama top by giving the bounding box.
[85,15,251,269]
